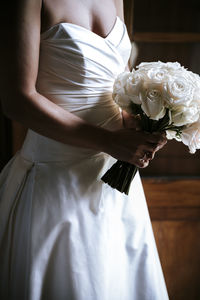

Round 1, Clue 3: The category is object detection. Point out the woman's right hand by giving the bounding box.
[106,128,167,168]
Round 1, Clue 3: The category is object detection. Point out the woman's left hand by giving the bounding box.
[121,110,167,164]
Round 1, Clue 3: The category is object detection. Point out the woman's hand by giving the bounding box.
[105,110,167,168]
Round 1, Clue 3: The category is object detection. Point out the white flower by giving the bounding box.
[140,83,167,120]
[193,88,200,107]
[113,94,132,112]
[164,62,184,72]
[113,72,132,110]
[125,71,143,104]
[166,130,181,141]
[165,76,195,107]
[113,71,142,111]
[137,61,183,73]
[113,72,130,95]
[170,105,199,126]
[145,68,169,83]
[187,72,200,105]
[181,121,200,153]
[137,61,166,70]
[186,71,200,87]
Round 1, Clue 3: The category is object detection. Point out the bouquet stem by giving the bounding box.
[101,160,138,195]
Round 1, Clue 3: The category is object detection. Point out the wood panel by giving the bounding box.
[143,178,200,219]
[143,178,200,300]
[152,221,200,300]
[133,0,200,33]
[142,178,200,300]
[134,32,200,43]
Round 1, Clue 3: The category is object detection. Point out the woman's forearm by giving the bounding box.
[2,90,112,152]
[2,90,167,166]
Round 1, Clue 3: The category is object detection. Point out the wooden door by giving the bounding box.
[124,0,200,299]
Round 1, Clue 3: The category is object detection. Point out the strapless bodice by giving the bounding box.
[37,16,131,98]
[21,17,131,163]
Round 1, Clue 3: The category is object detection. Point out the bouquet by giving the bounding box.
[101,61,200,195]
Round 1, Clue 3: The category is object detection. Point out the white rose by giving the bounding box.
[164,62,184,72]
[186,71,200,87]
[193,88,200,107]
[113,94,132,112]
[125,71,143,104]
[140,83,167,120]
[170,105,199,126]
[187,72,200,105]
[137,61,183,73]
[137,61,165,71]
[113,71,142,110]
[165,76,195,107]
[113,72,130,95]
[145,68,169,83]
[113,72,133,111]
[181,121,200,153]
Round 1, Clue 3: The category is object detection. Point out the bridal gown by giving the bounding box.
[0,17,169,300]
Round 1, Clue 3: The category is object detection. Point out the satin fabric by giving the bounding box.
[0,17,169,300]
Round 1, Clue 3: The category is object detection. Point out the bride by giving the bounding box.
[0,0,169,299]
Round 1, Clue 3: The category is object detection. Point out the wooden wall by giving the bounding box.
[143,178,200,300]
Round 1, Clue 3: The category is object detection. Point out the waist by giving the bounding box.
[37,92,122,130]
[20,130,106,163]
[20,94,123,163]
[40,92,115,110]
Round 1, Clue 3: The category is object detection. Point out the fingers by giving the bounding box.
[110,128,167,167]
[145,151,155,160]
[142,143,159,153]
[131,140,162,165]
[153,132,167,147]
[144,131,167,145]
[135,132,167,167]
[138,160,149,168]
[133,140,164,167]
[142,133,167,158]
[134,157,150,168]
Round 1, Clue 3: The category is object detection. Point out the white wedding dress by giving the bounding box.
[0,17,169,300]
